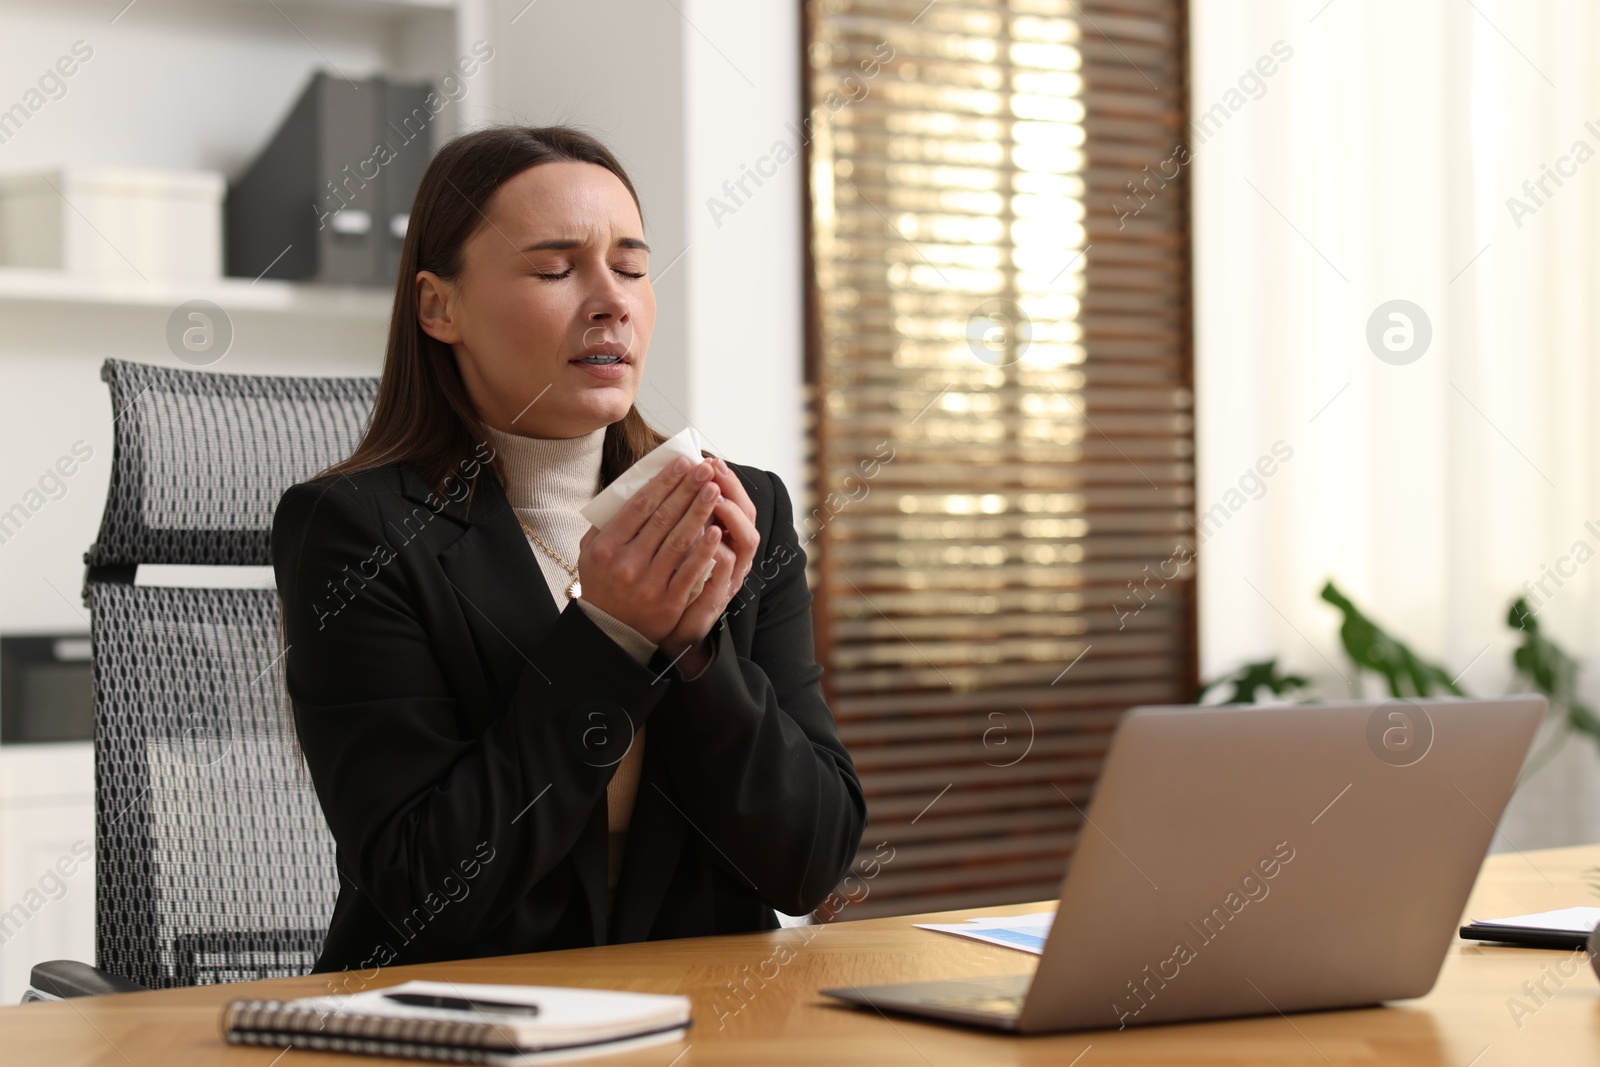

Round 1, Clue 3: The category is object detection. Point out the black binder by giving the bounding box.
[225,71,436,287]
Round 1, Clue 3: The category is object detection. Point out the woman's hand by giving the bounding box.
[707,457,757,553]
[577,456,727,645]
[657,458,760,671]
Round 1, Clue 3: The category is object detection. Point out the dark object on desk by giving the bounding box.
[1459,922,1594,950]
[384,992,541,1017]
[23,359,378,1003]
[26,960,145,999]
[225,70,434,287]
[0,634,93,743]
[1458,907,1600,951]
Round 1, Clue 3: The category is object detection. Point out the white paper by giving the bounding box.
[494,1027,689,1065]
[914,911,1056,955]
[962,911,1054,928]
[1469,906,1600,934]
[580,426,713,530]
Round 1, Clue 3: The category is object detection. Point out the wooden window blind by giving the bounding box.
[802,0,1196,920]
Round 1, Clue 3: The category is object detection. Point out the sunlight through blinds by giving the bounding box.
[803,0,1196,919]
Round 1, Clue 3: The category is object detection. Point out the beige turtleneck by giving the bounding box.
[482,423,652,924]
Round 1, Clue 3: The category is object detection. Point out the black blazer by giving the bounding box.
[270,448,866,974]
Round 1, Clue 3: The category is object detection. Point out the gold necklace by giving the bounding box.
[516,515,581,600]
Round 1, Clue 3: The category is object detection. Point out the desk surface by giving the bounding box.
[5,844,1599,1065]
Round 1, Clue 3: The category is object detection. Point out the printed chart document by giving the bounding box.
[914,911,1055,955]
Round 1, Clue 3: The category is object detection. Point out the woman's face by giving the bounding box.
[416,160,655,439]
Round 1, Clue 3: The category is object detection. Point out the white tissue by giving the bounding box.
[581,426,715,530]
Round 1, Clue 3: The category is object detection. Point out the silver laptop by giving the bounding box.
[821,696,1544,1032]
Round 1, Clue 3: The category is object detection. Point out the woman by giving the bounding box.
[271,125,866,974]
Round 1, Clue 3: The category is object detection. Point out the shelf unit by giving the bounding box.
[0,0,486,326]
[0,267,395,319]
[0,0,492,989]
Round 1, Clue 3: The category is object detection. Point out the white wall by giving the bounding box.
[0,744,93,1003]
[1190,0,1600,848]
[488,0,805,505]
[681,0,804,504]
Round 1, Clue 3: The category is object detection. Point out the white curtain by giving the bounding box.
[1190,0,1600,847]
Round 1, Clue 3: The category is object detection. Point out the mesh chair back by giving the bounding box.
[87,358,379,568]
[86,358,378,988]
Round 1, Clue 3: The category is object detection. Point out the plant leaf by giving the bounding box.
[1197,657,1312,705]
[1320,581,1466,697]
[1507,596,1600,748]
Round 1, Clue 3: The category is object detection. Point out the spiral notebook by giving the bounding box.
[220,980,691,1065]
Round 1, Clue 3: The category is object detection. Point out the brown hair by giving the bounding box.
[321,124,668,494]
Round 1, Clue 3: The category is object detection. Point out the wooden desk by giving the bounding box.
[6,845,1600,1065]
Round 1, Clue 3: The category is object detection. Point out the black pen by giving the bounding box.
[384,992,541,1017]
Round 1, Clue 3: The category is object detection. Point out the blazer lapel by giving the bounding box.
[404,465,562,701]
[402,463,616,943]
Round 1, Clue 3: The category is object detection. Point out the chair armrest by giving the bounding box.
[26,960,148,1000]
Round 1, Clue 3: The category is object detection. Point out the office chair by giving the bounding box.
[25,358,378,1000]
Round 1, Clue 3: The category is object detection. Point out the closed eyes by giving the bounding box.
[533,267,646,281]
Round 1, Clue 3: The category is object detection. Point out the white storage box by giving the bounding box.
[0,167,224,282]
